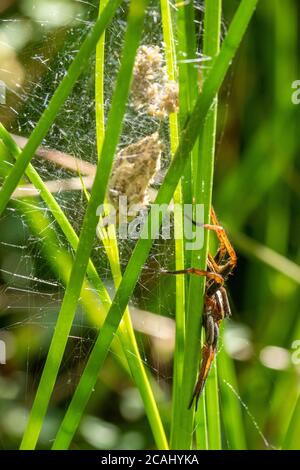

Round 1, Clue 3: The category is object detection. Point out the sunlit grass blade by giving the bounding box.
[170,1,198,448]
[1,75,167,452]
[51,0,259,450]
[20,0,149,450]
[0,138,130,373]
[199,0,222,451]
[2,0,167,450]
[178,0,222,450]
[95,0,108,156]
[85,0,168,448]
[0,0,122,217]
[160,0,185,447]
[161,0,258,449]
[15,197,128,366]
[175,0,197,208]
[175,0,221,449]
[98,225,168,450]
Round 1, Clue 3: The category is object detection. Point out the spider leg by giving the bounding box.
[189,310,221,410]
[207,252,221,273]
[188,342,216,410]
[219,285,231,317]
[210,207,237,274]
[184,212,223,233]
[205,314,215,345]
[188,207,237,275]
[213,322,219,348]
[163,267,224,286]
[184,207,236,280]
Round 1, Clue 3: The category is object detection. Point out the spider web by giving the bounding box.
[0,0,181,450]
[0,0,269,451]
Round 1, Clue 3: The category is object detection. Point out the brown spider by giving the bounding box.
[165,207,237,410]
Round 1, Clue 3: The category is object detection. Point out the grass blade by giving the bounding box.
[170,2,198,447]
[175,0,258,448]
[0,124,111,311]
[87,0,168,449]
[20,0,148,449]
[2,0,167,449]
[175,0,197,208]
[97,226,169,450]
[0,129,131,370]
[200,0,222,450]
[160,0,185,447]
[50,0,259,450]
[95,0,107,156]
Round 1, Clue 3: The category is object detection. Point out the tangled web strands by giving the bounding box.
[0,2,183,450]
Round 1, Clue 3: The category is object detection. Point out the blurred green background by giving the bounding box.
[0,0,299,450]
